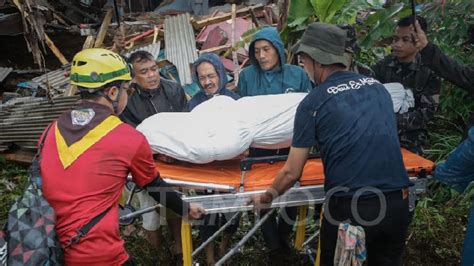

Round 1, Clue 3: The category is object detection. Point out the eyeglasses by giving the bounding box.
[198,73,218,83]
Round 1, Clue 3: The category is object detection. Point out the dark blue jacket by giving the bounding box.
[237,27,312,96]
[187,53,240,111]
[435,127,474,266]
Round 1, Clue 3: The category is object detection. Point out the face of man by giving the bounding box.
[300,54,317,84]
[197,62,220,95]
[391,26,418,63]
[254,40,280,71]
[132,59,160,90]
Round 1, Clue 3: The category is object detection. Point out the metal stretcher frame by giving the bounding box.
[120,149,434,266]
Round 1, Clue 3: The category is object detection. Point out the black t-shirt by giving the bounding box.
[292,71,410,196]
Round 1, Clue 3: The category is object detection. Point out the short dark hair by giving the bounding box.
[128,50,155,65]
[78,80,123,100]
[397,15,428,32]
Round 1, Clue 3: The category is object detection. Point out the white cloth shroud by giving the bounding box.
[383,82,415,114]
[136,93,308,163]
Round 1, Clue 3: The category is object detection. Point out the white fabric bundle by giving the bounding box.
[137,93,307,163]
[383,82,415,114]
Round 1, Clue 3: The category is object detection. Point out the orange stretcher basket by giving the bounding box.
[155,148,434,192]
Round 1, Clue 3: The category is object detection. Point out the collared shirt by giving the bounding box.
[292,71,410,196]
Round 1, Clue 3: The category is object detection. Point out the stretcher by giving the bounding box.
[120,149,434,266]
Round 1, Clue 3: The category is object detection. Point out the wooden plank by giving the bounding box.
[94,9,114,48]
[199,44,231,55]
[44,33,69,65]
[83,35,96,50]
[191,4,264,30]
[231,4,240,85]
[2,151,35,164]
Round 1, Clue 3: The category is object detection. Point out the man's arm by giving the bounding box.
[130,136,205,219]
[435,127,474,193]
[248,147,310,212]
[177,85,188,112]
[414,22,474,93]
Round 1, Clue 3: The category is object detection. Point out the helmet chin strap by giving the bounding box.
[103,86,123,115]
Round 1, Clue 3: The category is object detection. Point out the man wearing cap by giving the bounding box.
[249,23,411,265]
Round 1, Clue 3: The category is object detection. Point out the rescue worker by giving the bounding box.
[187,53,240,111]
[236,27,313,262]
[39,48,205,265]
[413,20,474,266]
[119,50,187,263]
[249,23,411,266]
[372,16,441,154]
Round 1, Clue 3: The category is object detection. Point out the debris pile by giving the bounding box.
[0,0,287,159]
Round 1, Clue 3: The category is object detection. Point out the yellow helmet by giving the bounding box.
[70,48,131,89]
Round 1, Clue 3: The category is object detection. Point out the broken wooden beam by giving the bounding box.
[83,35,96,50]
[191,4,264,30]
[94,9,114,48]
[199,44,231,55]
[44,33,69,65]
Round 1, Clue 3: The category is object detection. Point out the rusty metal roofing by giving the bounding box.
[0,96,79,152]
[164,13,198,86]
[124,41,161,60]
[32,66,71,95]
[0,67,13,82]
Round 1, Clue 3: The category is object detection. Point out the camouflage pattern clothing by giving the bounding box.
[372,54,441,154]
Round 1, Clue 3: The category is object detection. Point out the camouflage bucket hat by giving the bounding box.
[292,22,349,67]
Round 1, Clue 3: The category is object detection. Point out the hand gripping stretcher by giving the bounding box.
[119,149,434,266]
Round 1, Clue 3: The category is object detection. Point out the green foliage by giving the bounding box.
[357,3,411,49]
[311,0,347,23]
[420,1,474,128]
[0,158,28,224]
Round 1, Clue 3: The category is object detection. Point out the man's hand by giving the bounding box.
[157,154,176,164]
[247,190,275,213]
[112,29,126,52]
[187,203,206,220]
[412,20,428,51]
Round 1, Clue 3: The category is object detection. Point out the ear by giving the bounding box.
[106,86,120,101]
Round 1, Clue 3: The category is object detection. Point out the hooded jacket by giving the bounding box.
[187,53,240,111]
[237,27,312,96]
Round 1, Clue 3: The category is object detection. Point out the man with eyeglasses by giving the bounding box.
[119,50,187,264]
[187,53,240,111]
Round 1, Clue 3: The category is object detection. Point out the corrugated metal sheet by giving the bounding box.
[164,13,198,86]
[124,41,161,60]
[0,96,79,152]
[0,67,13,82]
[32,66,71,95]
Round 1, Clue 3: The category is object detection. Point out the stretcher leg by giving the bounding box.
[181,220,193,266]
[295,205,308,251]
[192,212,240,258]
[215,209,276,266]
